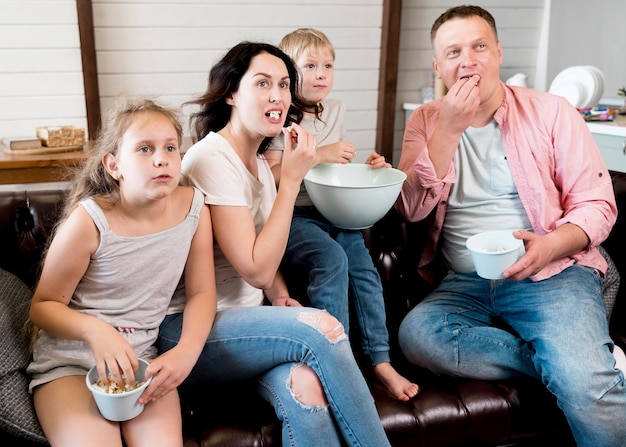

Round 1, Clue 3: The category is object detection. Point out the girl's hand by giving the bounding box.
[137,347,198,404]
[87,319,139,387]
[365,152,391,169]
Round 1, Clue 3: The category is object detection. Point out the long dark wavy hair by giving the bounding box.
[185,41,318,154]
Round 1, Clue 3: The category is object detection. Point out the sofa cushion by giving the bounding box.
[600,245,619,320]
[0,268,46,444]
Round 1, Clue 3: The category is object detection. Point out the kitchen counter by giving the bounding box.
[588,115,626,172]
[587,113,626,137]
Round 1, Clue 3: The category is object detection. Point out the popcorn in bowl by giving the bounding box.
[93,375,145,394]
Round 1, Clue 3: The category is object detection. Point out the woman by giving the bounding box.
[157,42,392,447]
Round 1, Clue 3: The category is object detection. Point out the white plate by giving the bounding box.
[549,78,585,108]
[584,65,605,107]
[548,66,602,108]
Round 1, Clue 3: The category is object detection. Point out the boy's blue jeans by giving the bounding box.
[285,206,391,366]
[398,265,626,447]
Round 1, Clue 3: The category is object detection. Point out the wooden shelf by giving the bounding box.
[0,144,91,185]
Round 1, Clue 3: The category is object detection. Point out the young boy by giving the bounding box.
[266,28,419,401]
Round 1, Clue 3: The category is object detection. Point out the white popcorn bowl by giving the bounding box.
[303,163,406,230]
[86,358,152,421]
[466,231,525,280]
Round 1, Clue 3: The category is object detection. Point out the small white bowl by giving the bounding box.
[466,231,525,280]
[304,163,406,230]
[86,358,152,421]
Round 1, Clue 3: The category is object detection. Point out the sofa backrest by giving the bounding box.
[605,172,626,337]
[2,173,625,340]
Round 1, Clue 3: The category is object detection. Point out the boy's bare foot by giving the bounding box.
[372,362,419,402]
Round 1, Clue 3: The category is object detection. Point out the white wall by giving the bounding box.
[0,0,383,161]
[0,1,86,139]
[0,0,550,164]
[5,1,619,167]
[93,0,383,161]
[543,0,625,104]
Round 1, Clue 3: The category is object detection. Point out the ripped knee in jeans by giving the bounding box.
[297,310,347,343]
[289,364,328,409]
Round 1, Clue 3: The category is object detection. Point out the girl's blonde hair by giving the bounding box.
[61,97,183,223]
[30,98,182,350]
[278,28,335,64]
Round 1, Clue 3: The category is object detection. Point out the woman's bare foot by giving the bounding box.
[372,362,419,402]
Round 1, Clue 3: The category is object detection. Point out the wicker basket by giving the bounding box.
[36,126,85,148]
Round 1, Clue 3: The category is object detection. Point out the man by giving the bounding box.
[395,5,625,446]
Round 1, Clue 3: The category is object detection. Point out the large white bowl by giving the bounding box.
[86,358,152,421]
[303,163,407,230]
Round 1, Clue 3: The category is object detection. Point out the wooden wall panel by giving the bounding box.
[0,0,550,166]
[0,1,86,139]
[92,0,384,159]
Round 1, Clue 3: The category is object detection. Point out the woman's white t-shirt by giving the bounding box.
[179,132,276,310]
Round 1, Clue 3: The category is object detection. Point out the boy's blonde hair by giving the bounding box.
[278,28,335,63]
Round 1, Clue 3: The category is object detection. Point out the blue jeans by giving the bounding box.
[158,306,391,447]
[285,206,390,366]
[398,265,626,447]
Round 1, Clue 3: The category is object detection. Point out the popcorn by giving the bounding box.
[285,125,298,143]
[93,376,144,394]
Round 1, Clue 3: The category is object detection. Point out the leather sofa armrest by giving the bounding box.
[606,171,626,339]
[0,189,67,287]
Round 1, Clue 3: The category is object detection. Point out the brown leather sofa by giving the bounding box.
[2,172,625,447]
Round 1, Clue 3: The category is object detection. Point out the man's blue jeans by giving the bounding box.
[158,306,391,447]
[399,265,626,447]
[285,206,391,366]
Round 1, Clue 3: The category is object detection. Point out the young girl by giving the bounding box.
[157,42,393,447]
[266,28,419,402]
[27,98,216,447]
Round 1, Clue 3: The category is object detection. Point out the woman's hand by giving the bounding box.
[280,123,317,186]
[271,296,303,307]
[264,272,302,307]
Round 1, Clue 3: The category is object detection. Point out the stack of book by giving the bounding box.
[2,136,42,152]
